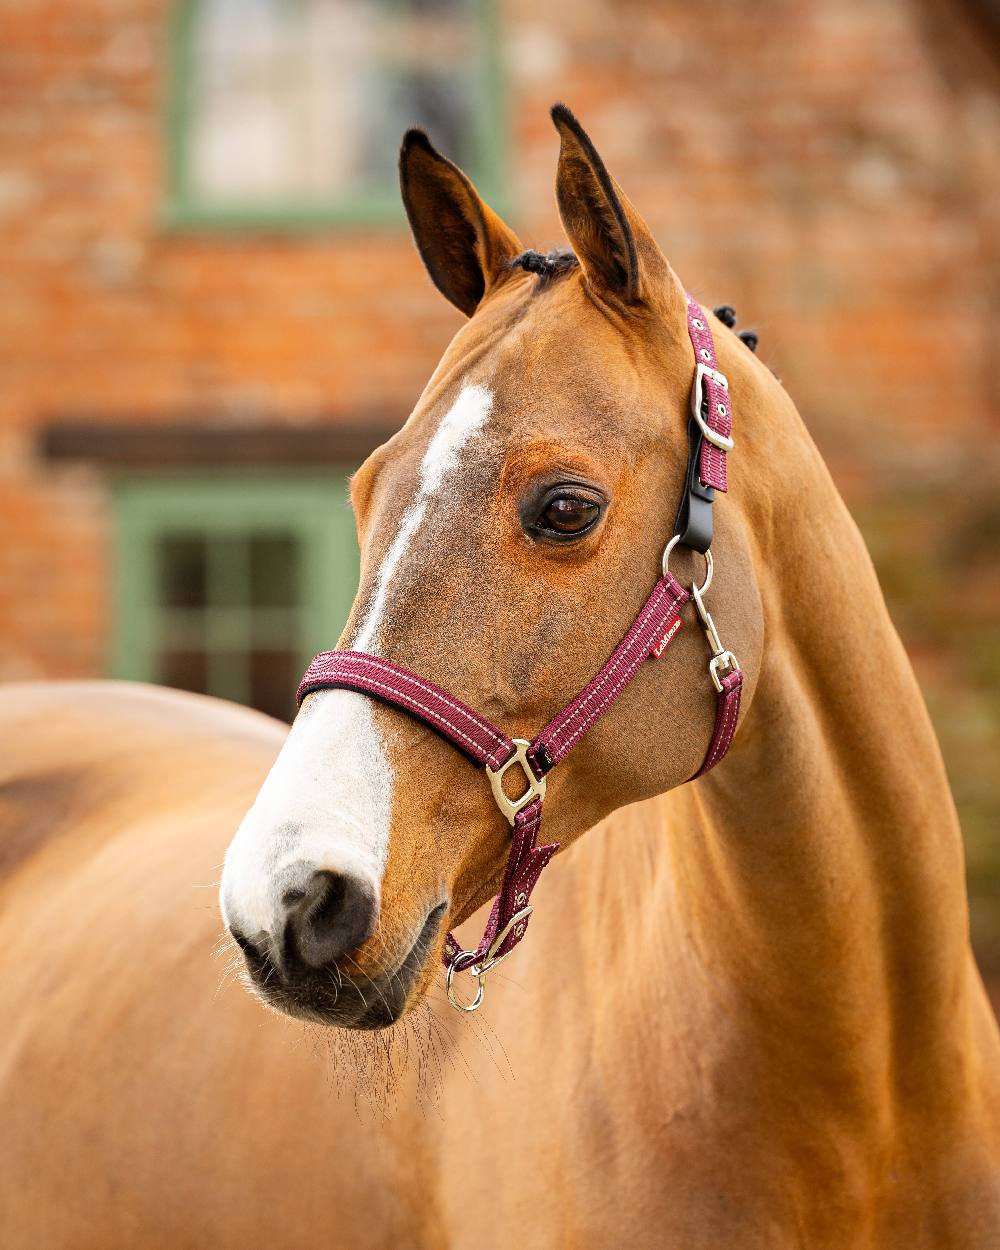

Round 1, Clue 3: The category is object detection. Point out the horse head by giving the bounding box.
[220,106,767,1027]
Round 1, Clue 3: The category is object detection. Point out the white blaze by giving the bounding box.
[220,692,392,937]
[353,383,493,653]
[220,384,494,939]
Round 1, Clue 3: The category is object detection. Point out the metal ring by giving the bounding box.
[446,956,485,1013]
[661,533,682,577]
[694,547,713,597]
[662,535,713,594]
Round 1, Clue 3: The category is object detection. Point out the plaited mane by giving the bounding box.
[510,254,759,354]
[510,248,580,280]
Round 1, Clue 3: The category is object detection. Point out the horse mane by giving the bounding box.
[509,248,580,280]
[509,253,759,353]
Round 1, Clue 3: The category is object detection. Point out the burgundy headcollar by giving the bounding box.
[297,296,743,1012]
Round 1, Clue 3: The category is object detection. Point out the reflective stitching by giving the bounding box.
[304,666,508,767]
[538,580,687,759]
[303,652,513,769]
[687,296,728,493]
[695,673,742,777]
[335,653,509,758]
[464,800,551,962]
[540,580,673,745]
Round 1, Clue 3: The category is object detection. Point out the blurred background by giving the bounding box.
[0,1,997,974]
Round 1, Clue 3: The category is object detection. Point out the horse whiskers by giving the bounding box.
[368,917,406,991]
[212,956,245,1001]
[279,981,501,1121]
[341,955,372,1013]
[323,966,341,1008]
[347,954,399,1024]
[362,912,439,1012]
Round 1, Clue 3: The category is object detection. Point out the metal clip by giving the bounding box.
[691,578,740,694]
[445,905,534,1013]
[486,739,546,827]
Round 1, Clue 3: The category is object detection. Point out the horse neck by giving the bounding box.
[602,391,980,1107]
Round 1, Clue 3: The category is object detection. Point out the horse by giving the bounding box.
[2,105,998,1249]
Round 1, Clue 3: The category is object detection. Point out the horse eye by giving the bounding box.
[536,494,601,538]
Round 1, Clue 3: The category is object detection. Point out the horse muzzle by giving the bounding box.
[228,894,447,1029]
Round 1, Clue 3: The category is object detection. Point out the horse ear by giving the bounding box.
[399,130,523,318]
[550,103,673,306]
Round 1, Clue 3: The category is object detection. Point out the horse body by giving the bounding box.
[0,684,426,1247]
[3,520,998,1248]
[3,106,999,1246]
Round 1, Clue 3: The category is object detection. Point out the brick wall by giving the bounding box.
[1,3,998,950]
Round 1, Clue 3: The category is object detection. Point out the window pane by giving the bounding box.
[159,611,208,650]
[249,649,299,722]
[209,652,250,705]
[249,534,299,607]
[160,649,209,695]
[158,536,207,607]
[209,534,248,607]
[185,0,487,207]
[113,475,357,720]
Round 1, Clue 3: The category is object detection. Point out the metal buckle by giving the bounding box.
[691,577,741,693]
[445,904,534,1012]
[691,363,734,452]
[471,906,534,978]
[486,739,547,827]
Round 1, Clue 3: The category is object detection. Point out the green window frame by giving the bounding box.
[111,473,359,719]
[163,0,505,231]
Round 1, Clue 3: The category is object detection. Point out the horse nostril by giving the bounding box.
[230,929,263,963]
[284,869,377,969]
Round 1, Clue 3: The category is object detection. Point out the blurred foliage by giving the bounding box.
[847,455,1000,976]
